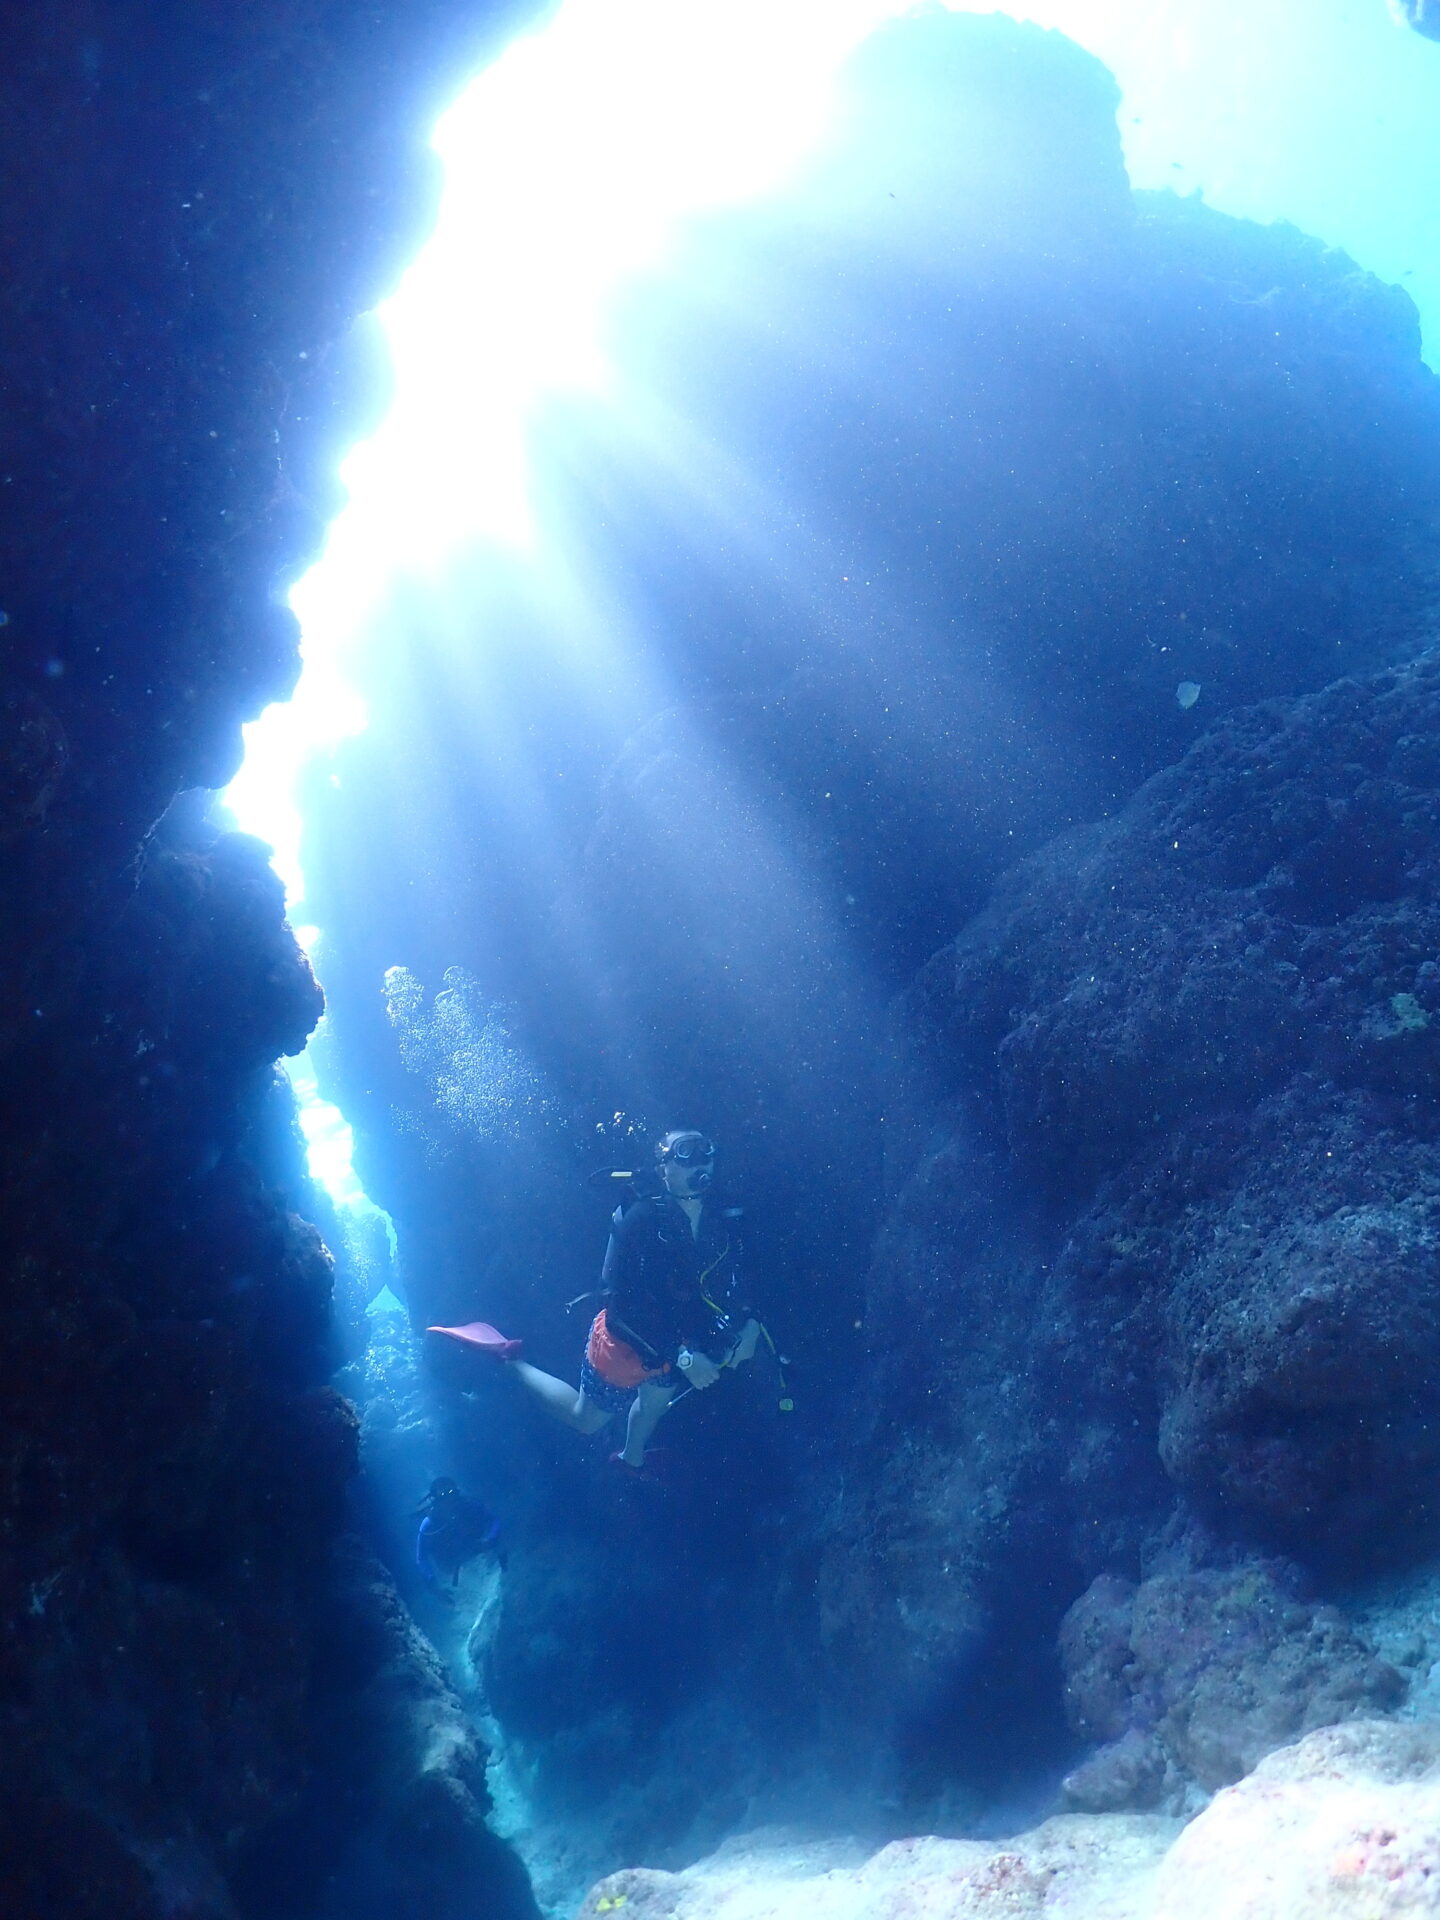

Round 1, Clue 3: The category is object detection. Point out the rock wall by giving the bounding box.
[1059,1562,1403,1812]
[0,4,541,1914]
[823,652,1440,1800]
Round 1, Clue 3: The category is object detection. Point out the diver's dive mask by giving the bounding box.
[661,1131,716,1189]
[664,1133,715,1166]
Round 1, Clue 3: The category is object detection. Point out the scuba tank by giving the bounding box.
[565,1166,658,1313]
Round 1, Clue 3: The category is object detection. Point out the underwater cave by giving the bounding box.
[6,2,1440,1916]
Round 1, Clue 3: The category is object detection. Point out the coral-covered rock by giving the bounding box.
[1150,1719,1440,1918]
[960,657,1440,1562]
[1060,1562,1405,1808]
[1063,1729,1174,1817]
[868,653,1440,1581]
[576,1724,1440,1920]
[819,655,1440,1786]
[579,1819,1180,1920]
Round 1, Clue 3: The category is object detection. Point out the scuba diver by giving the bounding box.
[414,1476,503,1596]
[429,1129,761,1472]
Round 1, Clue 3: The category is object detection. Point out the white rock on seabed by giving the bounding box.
[578,1816,1179,1920]
[579,1721,1440,1920]
[1150,1720,1440,1918]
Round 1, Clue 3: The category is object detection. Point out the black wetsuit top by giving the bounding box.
[600,1192,749,1369]
[415,1492,500,1580]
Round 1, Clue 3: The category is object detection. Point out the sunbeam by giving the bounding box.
[225,0,926,1208]
[224,0,1440,1214]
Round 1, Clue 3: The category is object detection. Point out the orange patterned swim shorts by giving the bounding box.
[585,1309,671,1390]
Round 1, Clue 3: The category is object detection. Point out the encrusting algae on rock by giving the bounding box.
[580,1721,1440,1919]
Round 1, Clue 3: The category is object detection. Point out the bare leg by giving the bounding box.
[509,1360,612,1435]
[619,1379,675,1467]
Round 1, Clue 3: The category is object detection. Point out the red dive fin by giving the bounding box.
[426,1321,523,1361]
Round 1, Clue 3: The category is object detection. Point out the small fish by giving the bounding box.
[1176,682,1201,710]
